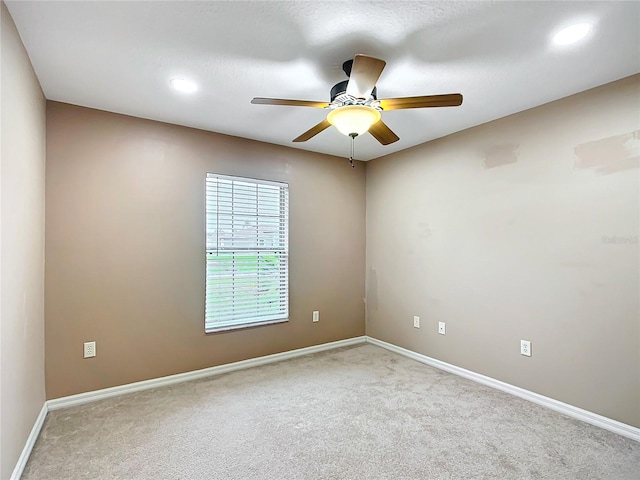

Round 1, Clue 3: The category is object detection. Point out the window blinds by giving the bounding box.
[205,174,289,332]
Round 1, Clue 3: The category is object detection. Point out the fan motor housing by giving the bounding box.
[330,80,377,102]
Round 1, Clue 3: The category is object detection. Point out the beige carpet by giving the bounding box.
[23,344,640,479]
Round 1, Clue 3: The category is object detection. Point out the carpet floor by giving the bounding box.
[23,344,640,479]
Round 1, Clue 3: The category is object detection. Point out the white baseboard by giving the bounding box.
[14,333,638,479]
[366,336,640,443]
[48,336,367,411]
[10,403,47,480]
[14,336,365,478]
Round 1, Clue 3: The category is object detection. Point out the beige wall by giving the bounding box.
[45,102,366,399]
[0,2,47,478]
[366,75,640,428]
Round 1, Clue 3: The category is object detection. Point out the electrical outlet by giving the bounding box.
[520,340,531,357]
[312,311,319,323]
[438,322,446,335]
[413,316,420,328]
[84,341,96,358]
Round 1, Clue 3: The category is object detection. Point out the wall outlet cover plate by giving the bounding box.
[83,341,96,358]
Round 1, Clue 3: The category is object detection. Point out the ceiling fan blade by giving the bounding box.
[379,94,463,110]
[346,55,386,99]
[368,120,400,145]
[251,97,329,108]
[292,119,332,142]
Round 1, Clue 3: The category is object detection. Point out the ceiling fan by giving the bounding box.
[251,54,463,146]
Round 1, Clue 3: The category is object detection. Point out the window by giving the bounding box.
[205,173,289,332]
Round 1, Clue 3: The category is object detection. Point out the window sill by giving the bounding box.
[205,318,289,334]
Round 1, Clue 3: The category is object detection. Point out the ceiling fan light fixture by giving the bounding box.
[327,105,381,137]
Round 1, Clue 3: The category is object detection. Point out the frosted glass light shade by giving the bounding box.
[327,105,381,136]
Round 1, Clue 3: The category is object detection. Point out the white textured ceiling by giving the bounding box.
[6,1,640,161]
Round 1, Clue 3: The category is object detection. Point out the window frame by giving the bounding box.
[204,173,289,333]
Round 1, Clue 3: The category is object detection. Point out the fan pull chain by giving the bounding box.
[349,133,357,168]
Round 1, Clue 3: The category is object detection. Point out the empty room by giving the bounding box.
[1,1,639,479]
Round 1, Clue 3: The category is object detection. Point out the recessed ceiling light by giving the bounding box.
[170,78,198,93]
[553,23,592,46]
